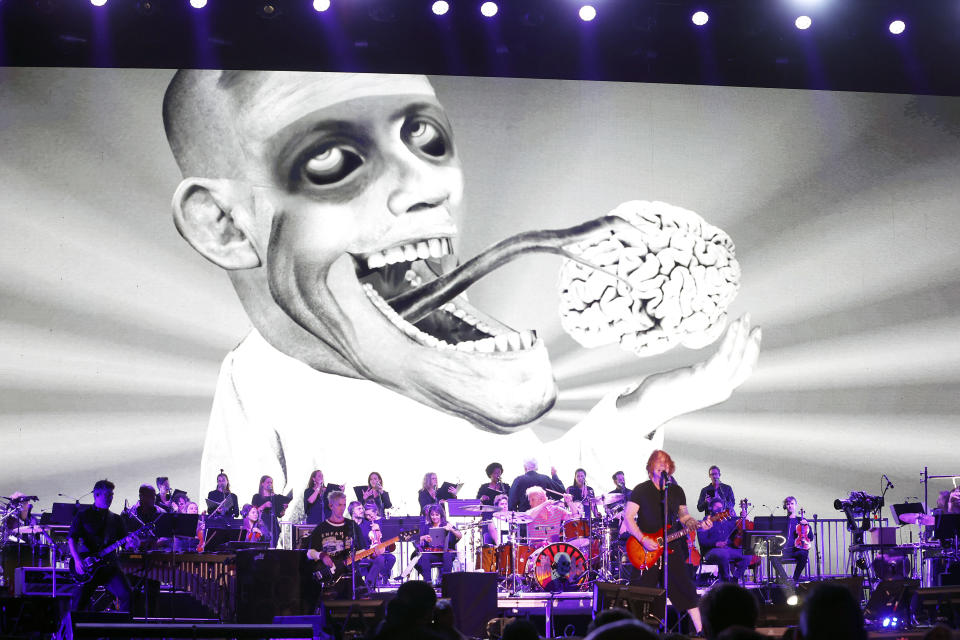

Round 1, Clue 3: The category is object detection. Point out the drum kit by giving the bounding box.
[463,492,628,593]
[0,494,51,593]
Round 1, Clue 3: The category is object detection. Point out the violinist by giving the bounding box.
[206,471,239,519]
[240,504,269,544]
[696,497,745,583]
[354,472,392,516]
[156,476,175,513]
[252,475,287,548]
[771,496,812,584]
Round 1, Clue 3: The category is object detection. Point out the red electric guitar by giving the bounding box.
[626,510,731,571]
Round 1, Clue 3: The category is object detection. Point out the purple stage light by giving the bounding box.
[795,15,811,30]
[480,1,497,18]
[691,10,708,26]
[432,0,449,16]
[90,0,107,6]
[189,0,207,8]
[579,5,596,22]
[313,0,330,11]
[888,20,905,35]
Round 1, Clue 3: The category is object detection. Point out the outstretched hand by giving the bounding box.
[619,314,761,434]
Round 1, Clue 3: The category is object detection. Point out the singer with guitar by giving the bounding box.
[623,450,712,636]
[770,496,812,584]
[67,480,134,612]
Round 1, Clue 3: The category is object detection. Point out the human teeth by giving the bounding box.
[402,245,417,261]
[456,341,476,352]
[416,241,431,259]
[507,333,522,351]
[520,330,535,349]
[367,253,386,270]
[476,338,496,353]
[494,335,510,352]
[428,238,443,258]
[386,247,404,264]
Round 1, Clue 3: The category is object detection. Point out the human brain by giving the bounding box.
[558,200,740,357]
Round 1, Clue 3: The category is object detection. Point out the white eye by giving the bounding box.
[402,118,448,158]
[302,145,363,185]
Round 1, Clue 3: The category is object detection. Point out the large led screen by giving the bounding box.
[2,68,958,528]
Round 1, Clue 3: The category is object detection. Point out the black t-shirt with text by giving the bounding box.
[308,518,360,567]
[629,480,688,554]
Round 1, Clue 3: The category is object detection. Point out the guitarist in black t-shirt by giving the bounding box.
[623,450,712,636]
[306,491,361,597]
[67,479,134,612]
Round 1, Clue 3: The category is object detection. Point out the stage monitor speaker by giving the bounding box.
[274,614,333,640]
[797,576,866,603]
[320,597,392,638]
[863,579,918,624]
[911,585,960,627]
[592,582,665,628]
[441,571,498,638]
[236,549,305,623]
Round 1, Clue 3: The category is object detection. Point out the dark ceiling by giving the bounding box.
[3,0,959,96]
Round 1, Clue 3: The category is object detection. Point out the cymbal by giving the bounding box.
[462,504,497,513]
[602,493,626,505]
[493,511,533,524]
[900,513,935,526]
[14,525,44,535]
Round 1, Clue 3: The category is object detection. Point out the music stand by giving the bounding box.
[933,514,960,547]
[890,502,925,524]
[743,530,786,600]
[50,502,91,525]
[202,527,243,552]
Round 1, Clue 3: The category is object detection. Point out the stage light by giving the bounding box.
[691,10,709,26]
[786,594,799,606]
[189,0,206,8]
[889,20,905,35]
[795,15,811,30]
[90,0,107,6]
[579,5,596,22]
[432,0,448,15]
[313,0,330,11]
[480,1,497,17]
[882,617,891,628]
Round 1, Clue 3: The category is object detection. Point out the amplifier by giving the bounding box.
[14,567,78,597]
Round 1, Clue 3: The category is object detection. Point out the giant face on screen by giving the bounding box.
[164,71,555,433]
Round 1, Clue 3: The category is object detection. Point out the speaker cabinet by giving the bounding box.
[441,572,498,638]
[236,549,306,623]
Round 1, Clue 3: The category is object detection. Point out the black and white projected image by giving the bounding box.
[1,68,958,526]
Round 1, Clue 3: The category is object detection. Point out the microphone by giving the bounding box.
[659,471,670,488]
[883,474,894,489]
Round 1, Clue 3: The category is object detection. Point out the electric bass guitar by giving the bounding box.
[313,528,417,585]
[70,522,155,584]
[626,510,731,571]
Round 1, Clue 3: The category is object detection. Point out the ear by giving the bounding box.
[172,177,261,270]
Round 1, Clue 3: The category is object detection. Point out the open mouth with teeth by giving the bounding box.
[356,237,538,354]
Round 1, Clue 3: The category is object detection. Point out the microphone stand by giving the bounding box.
[660,471,670,635]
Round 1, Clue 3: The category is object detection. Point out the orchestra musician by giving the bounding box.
[508,457,564,512]
[4,492,39,545]
[771,496,812,584]
[306,491,360,598]
[251,475,287,548]
[355,472,392,516]
[418,472,458,512]
[484,494,510,546]
[623,450,712,635]
[696,497,745,583]
[240,504,269,544]
[349,501,396,589]
[610,471,630,498]
[206,471,239,519]
[67,480,133,612]
[171,490,190,513]
[123,485,163,550]
[304,470,339,525]
[416,504,461,585]
[696,466,735,514]
[525,486,576,544]
[156,476,175,513]
[477,462,510,506]
[567,468,599,518]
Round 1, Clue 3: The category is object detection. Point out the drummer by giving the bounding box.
[485,494,510,545]
[4,493,39,545]
[525,487,576,545]
[566,468,600,518]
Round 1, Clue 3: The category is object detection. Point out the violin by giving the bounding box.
[795,508,812,550]
[685,529,701,566]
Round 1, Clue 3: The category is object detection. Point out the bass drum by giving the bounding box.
[526,542,588,591]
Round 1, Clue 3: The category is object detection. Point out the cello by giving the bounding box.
[730,498,760,572]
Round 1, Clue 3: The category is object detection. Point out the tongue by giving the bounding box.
[389,216,633,324]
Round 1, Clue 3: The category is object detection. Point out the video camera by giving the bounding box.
[834,491,884,514]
